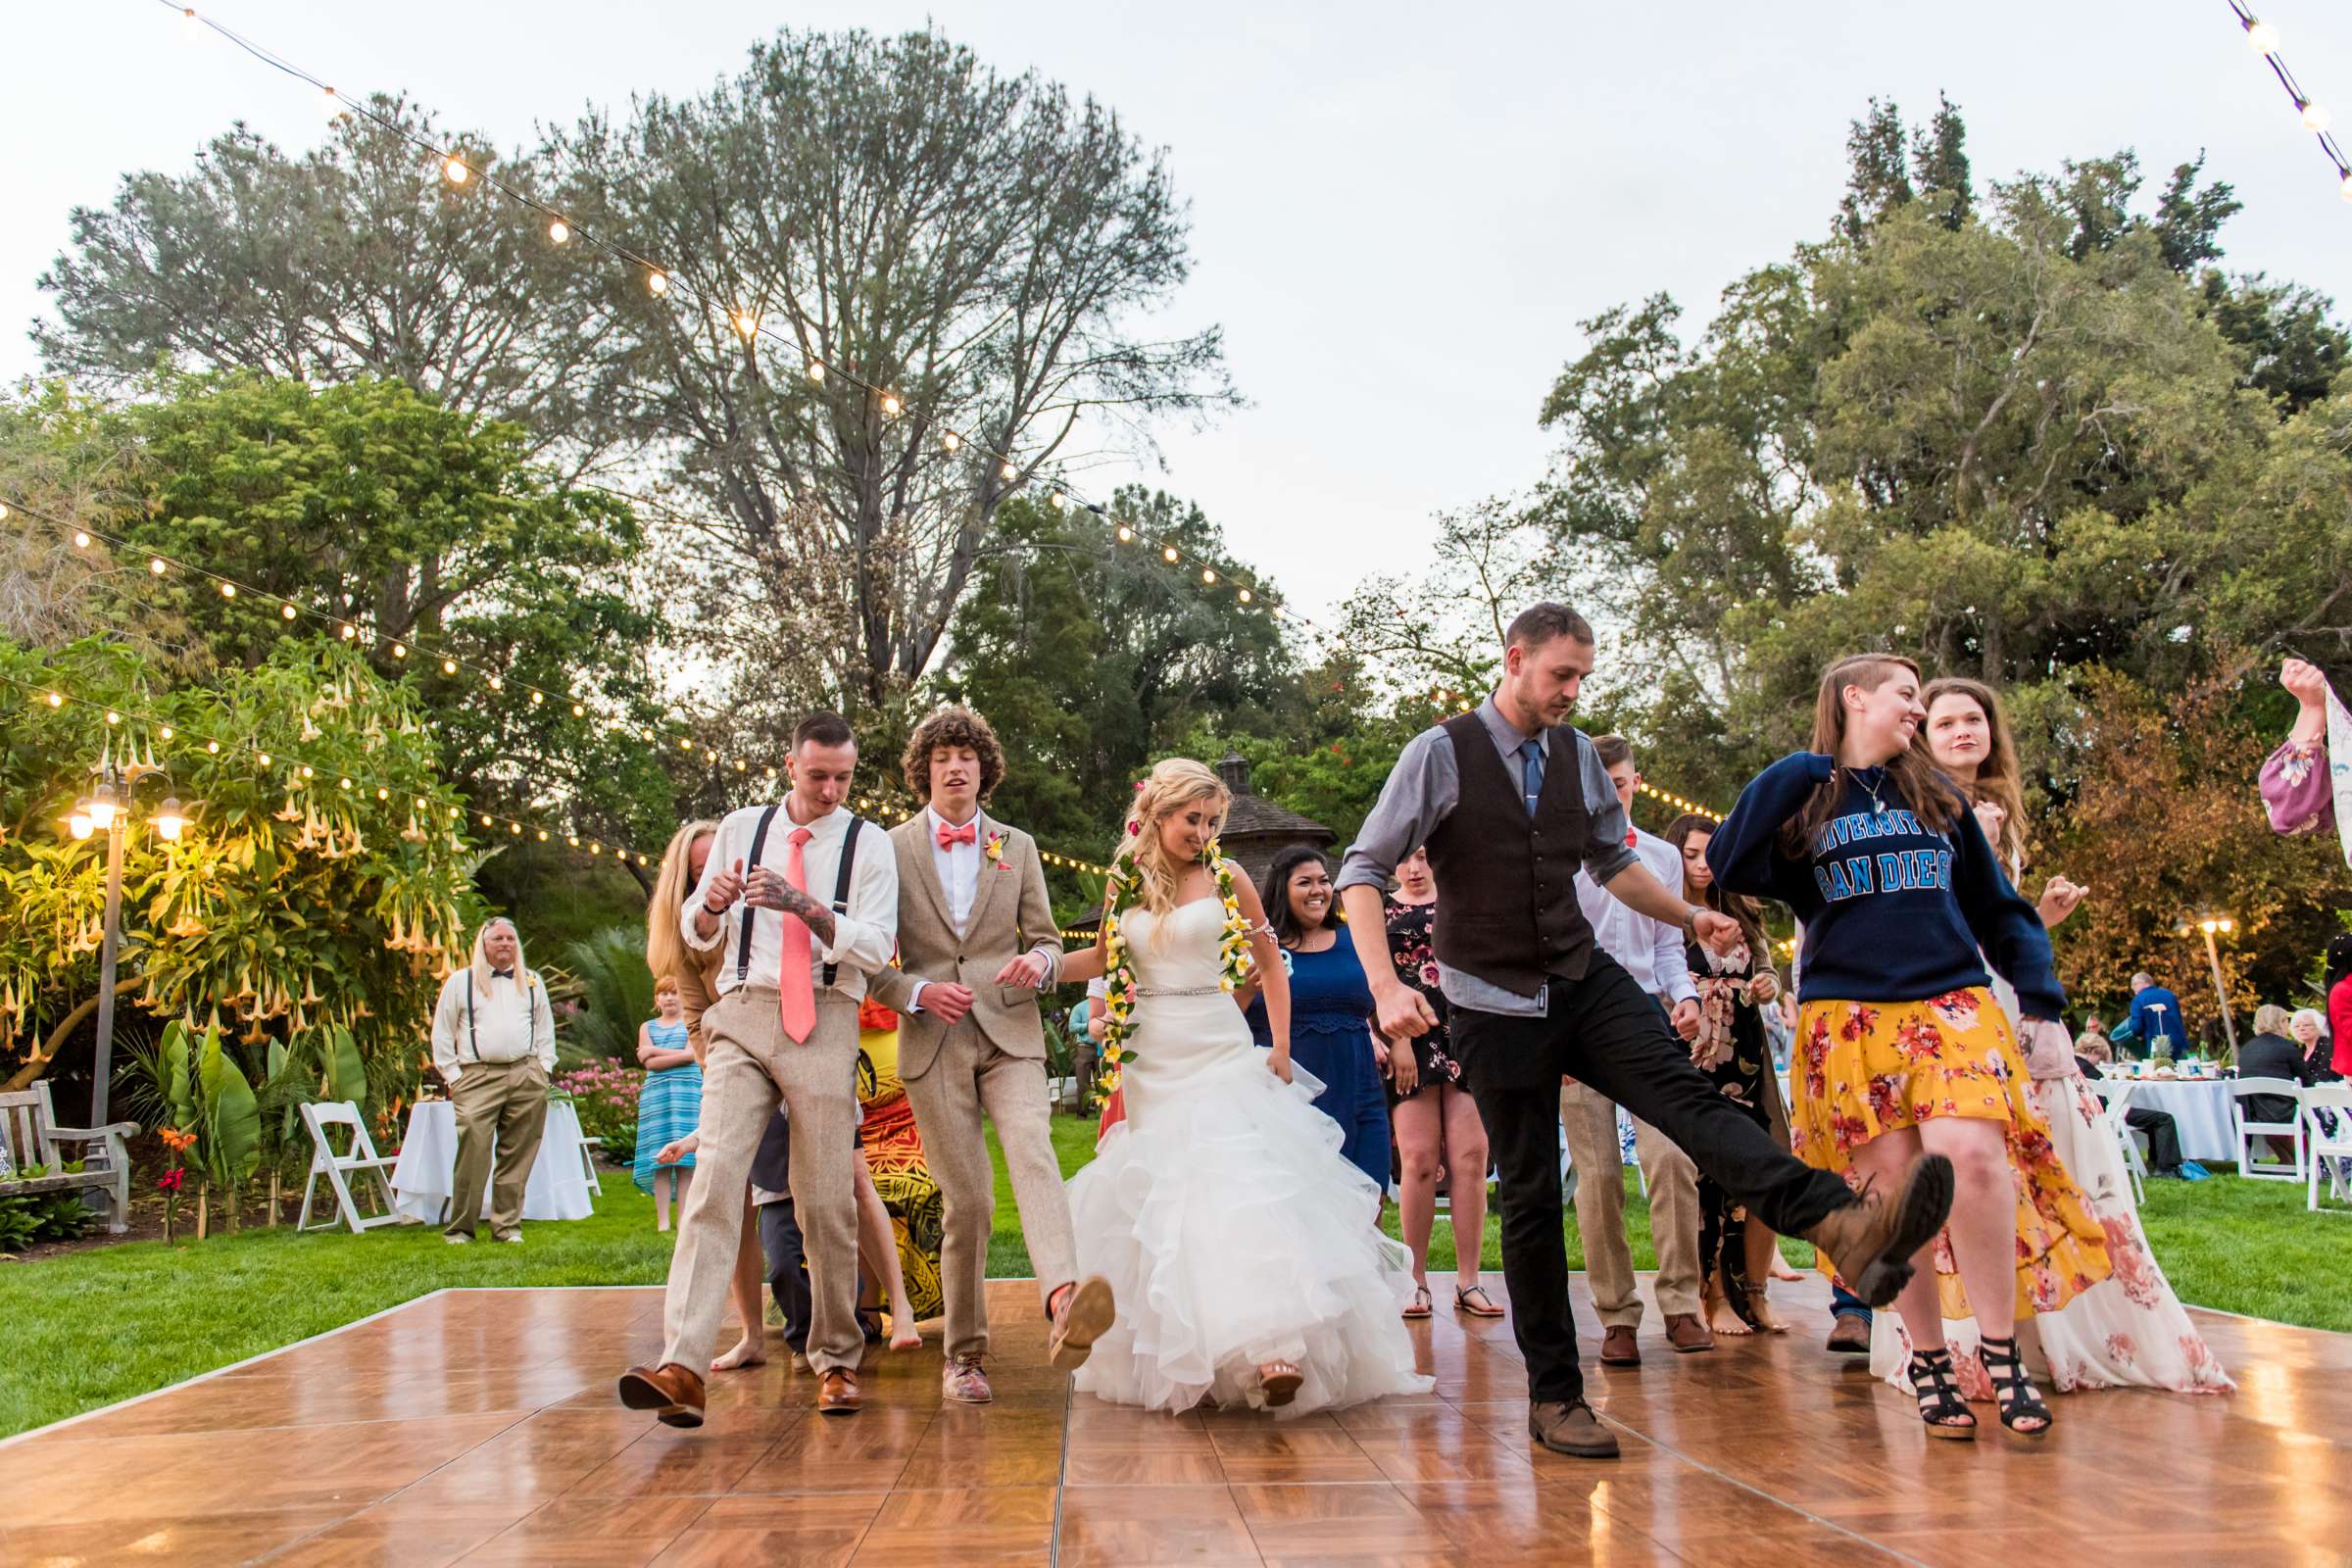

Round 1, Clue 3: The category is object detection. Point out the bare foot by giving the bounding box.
[1749,1293,1789,1334]
[889,1317,921,1350]
[1769,1257,1802,1282]
[710,1335,768,1372]
[1705,1297,1754,1337]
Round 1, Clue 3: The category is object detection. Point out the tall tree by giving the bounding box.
[36,99,602,466]
[931,491,1289,857]
[551,25,1237,710]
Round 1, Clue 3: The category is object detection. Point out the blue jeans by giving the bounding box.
[1290,1029,1393,1192]
[1831,1282,1871,1324]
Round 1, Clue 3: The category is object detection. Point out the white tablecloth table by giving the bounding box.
[390,1098,595,1225]
[2109,1077,2239,1162]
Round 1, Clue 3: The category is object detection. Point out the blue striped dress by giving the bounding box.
[632,1019,703,1194]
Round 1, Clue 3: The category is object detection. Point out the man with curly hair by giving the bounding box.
[870,705,1114,1403]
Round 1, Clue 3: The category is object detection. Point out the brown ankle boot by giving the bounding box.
[1800,1153,1954,1307]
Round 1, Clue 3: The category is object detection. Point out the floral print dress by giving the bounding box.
[1382,897,1460,1101]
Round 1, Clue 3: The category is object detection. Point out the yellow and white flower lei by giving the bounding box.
[1097,838,1254,1096]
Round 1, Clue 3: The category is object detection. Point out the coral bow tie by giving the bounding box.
[936,821,978,849]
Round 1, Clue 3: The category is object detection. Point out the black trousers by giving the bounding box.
[758,1198,812,1352]
[1451,949,1854,1406]
[2126,1105,2183,1173]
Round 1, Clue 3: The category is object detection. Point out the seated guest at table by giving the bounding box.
[2292,1008,2339,1082]
[2121,973,2189,1060]
[2076,1041,2190,1180]
[2241,1004,2317,1157]
[428,916,558,1245]
[634,976,704,1231]
[2075,1018,2113,1066]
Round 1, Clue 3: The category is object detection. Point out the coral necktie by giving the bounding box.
[777,826,817,1044]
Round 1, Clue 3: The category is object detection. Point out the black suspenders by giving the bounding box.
[732,807,865,991]
[464,968,536,1062]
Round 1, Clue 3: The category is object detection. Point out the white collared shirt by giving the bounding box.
[927,805,983,933]
[429,967,557,1082]
[682,798,900,1001]
[1575,825,1697,1006]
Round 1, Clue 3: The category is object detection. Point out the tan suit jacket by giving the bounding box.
[870,810,1058,1080]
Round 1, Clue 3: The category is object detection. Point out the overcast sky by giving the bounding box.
[4,0,2346,629]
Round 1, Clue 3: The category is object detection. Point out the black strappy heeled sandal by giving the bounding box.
[1907,1348,1976,1441]
[1979,1334,2051,1438]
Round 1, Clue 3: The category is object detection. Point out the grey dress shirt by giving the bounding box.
[1337,696,1640,1015]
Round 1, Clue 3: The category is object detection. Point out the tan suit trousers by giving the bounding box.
[446,1056,550,1241]
[660,987,864,1377]
[902,1018,1077,1360]
[1559,1080,1702,1324]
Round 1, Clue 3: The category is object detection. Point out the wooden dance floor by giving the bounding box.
[1,1276,2343,1566]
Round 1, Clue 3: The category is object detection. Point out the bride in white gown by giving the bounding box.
[1057,759,1433,1416]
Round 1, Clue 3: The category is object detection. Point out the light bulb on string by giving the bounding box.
[443,156,469,185]
[2304,102,2333,133]
[879,393,902,418]
[1161,546,1179,563]
[339,622,356,639]
[999,460,1017,481]
[1050,492,1068,512]
[807,360,826,384]
[647,270,669,297]
[1116,525,1133,543]
[734,309,760,337]
[300,765,314,780]
[1238,588,1253,604]
[391,642,407,659]
[159,726,173,741]
[548,218,570,245]
[528,690,543,706]
[150,558,167,575]
[488,675,503,691]
[2248,20,2280,53]
[219,582,235,599]
[257,752,271,767]
[104,710,120,725]
[442,660,458,675]
[338,777,352,791]
[279,603,297,620]
[72,530,89,549]
[942,430,961,453]
[206,740,220,755]
[1200,567,1216,584]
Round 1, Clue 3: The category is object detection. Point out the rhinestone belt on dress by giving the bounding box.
[1134,984,1224,997]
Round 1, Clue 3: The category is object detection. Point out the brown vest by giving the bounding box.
[1423,712,1597,997]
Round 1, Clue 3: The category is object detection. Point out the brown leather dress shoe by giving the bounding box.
[1048,1275,1116,1372]
[817,1368,862,1415]
[1825,1314,1872,1354]
[1800,1153,1954,1307]
[1529,1399,1620,1458]
[616,1362,706,1429]
[1664,1313,1715,1353]
[1598,1325,1641,1366]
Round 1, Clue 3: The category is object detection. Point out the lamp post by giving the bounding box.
[2193,914,2238,1058]
[65,752,191,1215]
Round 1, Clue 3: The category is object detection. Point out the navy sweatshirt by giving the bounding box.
[1706,752,2065,1018]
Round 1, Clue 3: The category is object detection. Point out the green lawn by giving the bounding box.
[0,1119,2340,1441]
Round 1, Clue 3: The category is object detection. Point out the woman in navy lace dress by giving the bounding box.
[1244,847,1393,1198]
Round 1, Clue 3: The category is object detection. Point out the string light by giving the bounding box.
[2229,3,2352,198]
[73,530,90,548]
[219,582,235,599]
[279,603,298,620]
[879,393,903,418]
[647,270,669,296]
[942,430,961,453]
[548,218,570,245]
[807,360,826,384]
[442,155,469,185]
[150,558,167,575]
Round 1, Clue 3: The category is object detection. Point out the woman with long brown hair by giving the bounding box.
[1664,811,1788,1336]
[1910,677,2230,1396]
[1708,654,2110,1440]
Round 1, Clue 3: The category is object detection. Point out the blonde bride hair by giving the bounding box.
[646,818,718,984]
[1112,759,1233,928]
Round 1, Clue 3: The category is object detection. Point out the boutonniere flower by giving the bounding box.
[984,831,1008,868]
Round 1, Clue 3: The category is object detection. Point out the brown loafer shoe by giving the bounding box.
[817,1369,861,1415]
[616,1362,706,1429]
[1529,1399,1620,1458]
[1825,1314,1872,1354]
[1800,1153,1954,1308]
[1048,1274,1116,1372]
[1598,1325,1641,1366]
[1664,1313,1715,1353]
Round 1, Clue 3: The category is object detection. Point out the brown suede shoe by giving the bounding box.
[1825,1314,1872,1354]
[1048,1274,1116,1372]
[1800,1153,1955,1307]
[616,1362,706,1429]
[1529,1399,1620,1458]
[1664,1313,1715,1353]
[817,1369,861,1415]
[1598,1325,1641,1366]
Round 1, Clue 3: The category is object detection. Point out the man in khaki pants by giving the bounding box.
[428,917,558,1245]
[619,712,901,1426]
[872,707,1114,1404]
[1562,737,1710,1362]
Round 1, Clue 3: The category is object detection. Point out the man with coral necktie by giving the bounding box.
[619,711,900,1425]
[873,707,1115,1405]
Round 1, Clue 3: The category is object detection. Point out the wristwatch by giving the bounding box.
[1679,906,1700,937]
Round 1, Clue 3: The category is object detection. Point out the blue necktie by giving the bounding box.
[1519,738,1544,817]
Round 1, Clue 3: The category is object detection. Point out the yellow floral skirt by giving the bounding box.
[1792,989,2110,1320]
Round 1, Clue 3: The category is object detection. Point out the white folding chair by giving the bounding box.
[2304,1084,2352,1211]
[576,1135,605,1197]
[2230,1077,2306,1182]
[295,1100,403,1234]
[2089,1078,2147,1204]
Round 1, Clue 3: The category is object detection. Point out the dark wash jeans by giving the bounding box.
[1451,949,1852,1405]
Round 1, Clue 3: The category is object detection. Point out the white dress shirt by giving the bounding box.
[683,799,900,1002]
[429,967,557,1083]
[927,806,983,932]
[1575,824,1697,1007]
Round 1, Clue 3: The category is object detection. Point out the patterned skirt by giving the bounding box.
[1791,988,2111,1320]
[632,1062,704,1194]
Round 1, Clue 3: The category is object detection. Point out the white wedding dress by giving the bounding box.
[1066,898,1434,1416]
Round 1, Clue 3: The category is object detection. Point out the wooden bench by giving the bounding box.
[0,1083,137,1234]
